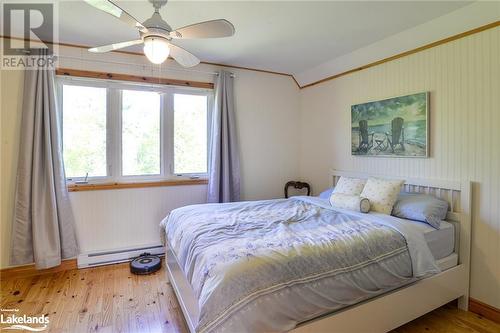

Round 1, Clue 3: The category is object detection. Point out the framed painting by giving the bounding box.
[351,92,429,157]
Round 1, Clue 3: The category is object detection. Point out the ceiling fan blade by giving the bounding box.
[170,19,235,39]
[83,0,147,32]
[169,43,200,68]
[89,39,143,53]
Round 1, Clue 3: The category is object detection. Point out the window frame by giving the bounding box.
[57,76,213,184]
[118,86,164,180]
[58,78,110,183]
[171,90,213,177]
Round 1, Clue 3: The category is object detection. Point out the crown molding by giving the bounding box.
[300,20,499,89]
[0,35,300,88]
[296,1,500,87]
[2,19,498,90]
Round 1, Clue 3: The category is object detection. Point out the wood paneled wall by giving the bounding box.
[299,27,500,308]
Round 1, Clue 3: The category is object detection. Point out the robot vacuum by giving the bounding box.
[130,253,161,275]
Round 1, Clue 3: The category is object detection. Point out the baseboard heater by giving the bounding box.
[77,244,165,268]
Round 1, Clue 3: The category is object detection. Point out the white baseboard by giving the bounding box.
[77,244,165,268]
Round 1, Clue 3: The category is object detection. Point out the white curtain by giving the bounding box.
[207,70,240,203]
[10,50,78,269]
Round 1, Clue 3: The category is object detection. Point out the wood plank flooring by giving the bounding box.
[1,262,498,333]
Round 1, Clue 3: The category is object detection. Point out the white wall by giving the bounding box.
[0,44,300,265]
[298,27,500,308]
[2,26,499,310]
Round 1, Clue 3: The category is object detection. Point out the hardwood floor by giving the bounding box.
[1,262,498,333]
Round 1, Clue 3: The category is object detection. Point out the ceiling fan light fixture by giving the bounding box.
[143,36,170,64]
[84,0,234,67]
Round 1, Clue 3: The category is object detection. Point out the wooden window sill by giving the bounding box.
[68,179,208,192]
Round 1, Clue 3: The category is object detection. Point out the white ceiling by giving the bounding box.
[13,1,495,83]
[46,1,474,74]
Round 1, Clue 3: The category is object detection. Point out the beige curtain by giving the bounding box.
[10,50,78,269]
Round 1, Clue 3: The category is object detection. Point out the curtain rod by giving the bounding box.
[55,55,235,77]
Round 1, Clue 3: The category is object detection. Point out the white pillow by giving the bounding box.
[330,193,370,213]
[360,178,404,214]
[333,177,367,196]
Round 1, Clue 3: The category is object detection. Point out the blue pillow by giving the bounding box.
[392,192,449,229]
[318,187,335,199]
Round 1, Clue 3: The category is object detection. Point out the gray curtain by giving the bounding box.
[10,50,78,269]
[207,70,240,203]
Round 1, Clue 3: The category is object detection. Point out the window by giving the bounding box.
[174,93,208,174]
[62,84,107,178]
[121,90,161,176]
[59,78,212,183]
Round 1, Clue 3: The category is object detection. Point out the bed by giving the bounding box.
[162,170,471,333]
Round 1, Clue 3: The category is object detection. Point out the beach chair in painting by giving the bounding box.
[386,117,405,153]
[357,120,374,153]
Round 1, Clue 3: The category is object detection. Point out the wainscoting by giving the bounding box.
[299,26,500,308]
[70,185,207,256]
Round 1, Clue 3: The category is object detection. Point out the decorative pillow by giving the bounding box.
[333,177,367,196]
[392,192,449,229]
[330,193,370,213]
[318,187,335,199]
[360,178,404,214]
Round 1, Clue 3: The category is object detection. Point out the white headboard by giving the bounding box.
[330,169,469,222]
[330,169,471,278]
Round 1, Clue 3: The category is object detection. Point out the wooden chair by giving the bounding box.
[386,117,405,153]
[357,120,374,153]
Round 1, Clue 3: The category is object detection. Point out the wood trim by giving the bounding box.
[469,298,500,323]
[0,259,77,280]
[200,60,293,78]
[0,35,297,85]
[56,68,214,89]
[0,35,144,57]
[68,178,208,192]
[300,21,500,89]
[291,75,301,90]
[200,61,302,90]
[2,21,498,90]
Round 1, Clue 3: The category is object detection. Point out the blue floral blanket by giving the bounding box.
[163,197,439,333]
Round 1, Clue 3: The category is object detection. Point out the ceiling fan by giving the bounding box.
[84,0,235,67]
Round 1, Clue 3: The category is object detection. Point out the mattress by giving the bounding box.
[405,219,455,260]
[436,253,458,271]
[164,197,441,333]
